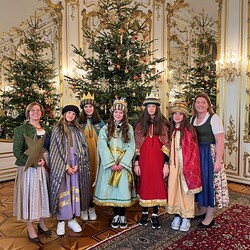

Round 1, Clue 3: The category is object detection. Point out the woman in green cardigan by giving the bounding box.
[13,102,51,243]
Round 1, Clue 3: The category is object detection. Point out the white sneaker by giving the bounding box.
[81,210,88,221]
[120,216,128,229]
[180,218,191,232]
[171,216,181,230]
[111,215,120,228]
[68,219,82,233]
[56,221,65,236]
[88,207,97,220]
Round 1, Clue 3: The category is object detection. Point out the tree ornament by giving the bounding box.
[12,109,19,119]
[108,65,114,71]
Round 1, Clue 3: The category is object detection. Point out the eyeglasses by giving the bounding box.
[30,109,41,112]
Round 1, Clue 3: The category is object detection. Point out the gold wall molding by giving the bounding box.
[243,152,250,178]
[42,0,63,105]
[244,0,250,142]
[225,115,238,155]
[66,0,79,21]
[224,161,237,172]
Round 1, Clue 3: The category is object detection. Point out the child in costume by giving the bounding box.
[94,98,137,229]
[79,92,105,221]
[134,90,170,229]
[167,102,202,232]
[49,105,90,236]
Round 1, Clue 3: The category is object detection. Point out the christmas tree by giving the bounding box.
[0,17,60,139]
[65,0,164,123]
[174,14,217,108]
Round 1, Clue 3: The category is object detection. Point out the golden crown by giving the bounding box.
[82,92,94,100]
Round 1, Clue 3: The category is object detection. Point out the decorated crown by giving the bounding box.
[143,88,161,106]
[80,92,97,108]
[170,101,190,117]
[110,97,128,113]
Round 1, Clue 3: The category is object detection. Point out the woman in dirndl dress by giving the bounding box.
[13,102,51,243]
[191,92,229,228]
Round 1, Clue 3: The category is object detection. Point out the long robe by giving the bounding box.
[49,126,90,217]
[82,119,104,196]
[167,128,202,218]
[94,124,137,207]
[135,123,170,207]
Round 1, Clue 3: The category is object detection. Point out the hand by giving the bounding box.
[163,164,169,178]
[67,167,75,175]
[72,165,78,174]
[134,165,141,176]
[37,159,45,166]
[117,164,124,171]
[111,164,119,171]
[214,162,222,172]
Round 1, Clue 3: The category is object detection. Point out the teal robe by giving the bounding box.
[94,124,137,207]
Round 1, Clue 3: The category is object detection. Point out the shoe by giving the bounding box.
[194,213,206,219]
[139,213,148,226]
[27,231,40,243]
[56,221,65,236]
[68,219,82,233]
[111,215,120,229]
[151,215,161,229]
[197,219,215,228]
[180,218,191,232]
[88,207,97,221]
[81,210,88,221]
[120,216,128,229]
[37,223,52,238]
[171,216,181,230]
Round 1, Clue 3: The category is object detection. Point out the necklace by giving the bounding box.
[197,114,206,119]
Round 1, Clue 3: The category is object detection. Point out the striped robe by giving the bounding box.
[49,126,90,217]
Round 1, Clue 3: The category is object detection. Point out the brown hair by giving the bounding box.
[54,113,83,143]
[78,106,103,125]
[169,113,198,146]
[191,92,214,116]
[25,102,45,120]
[135,105,169,136]
[107,111,130,143]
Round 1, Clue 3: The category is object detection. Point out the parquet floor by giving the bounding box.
[0,180,249,250]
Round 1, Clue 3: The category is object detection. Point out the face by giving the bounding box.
[29,104,42,121]
[147,104,157,116]
[173,112,184,125]
[65,111,77,123]
[113,110,124,123]
[195,97,209,114]
[83,104,94,117]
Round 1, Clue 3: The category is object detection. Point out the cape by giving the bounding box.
[49,126,90,216]
[181,127,202,193]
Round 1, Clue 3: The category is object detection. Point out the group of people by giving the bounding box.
[12,91,228,243]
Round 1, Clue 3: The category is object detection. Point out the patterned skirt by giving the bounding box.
[13,164,50,221]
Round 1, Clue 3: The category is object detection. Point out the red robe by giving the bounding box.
[135,123,170,206]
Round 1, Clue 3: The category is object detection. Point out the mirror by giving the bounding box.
[167,0,221,107]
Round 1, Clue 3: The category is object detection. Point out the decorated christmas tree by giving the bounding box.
[65,0,164,122]
[0,17,60,139]
[174,14,217,108]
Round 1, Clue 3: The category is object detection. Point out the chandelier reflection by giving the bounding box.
[216,52,240,82]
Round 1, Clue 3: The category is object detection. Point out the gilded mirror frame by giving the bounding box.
[244,0,250,142]
[166,0,223,114]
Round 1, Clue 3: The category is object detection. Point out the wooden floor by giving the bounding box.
[0,181,249,250]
